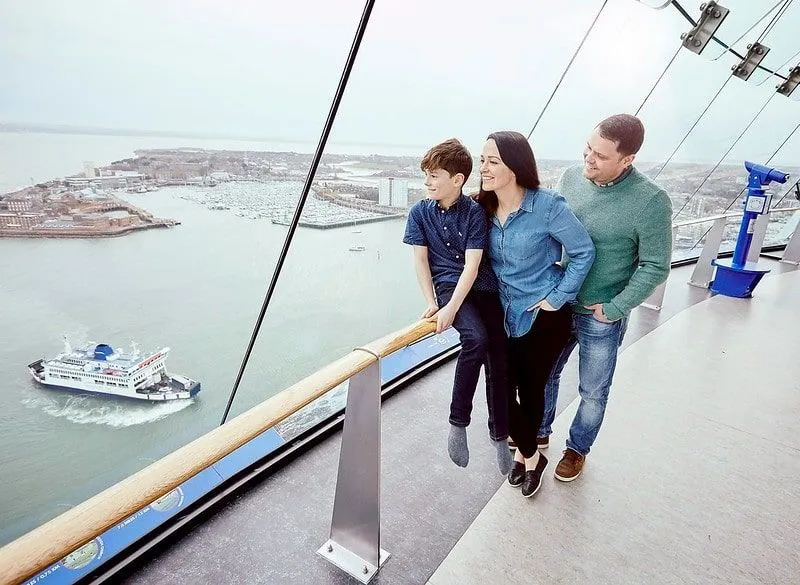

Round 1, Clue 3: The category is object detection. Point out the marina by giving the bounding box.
[178,181,403,228]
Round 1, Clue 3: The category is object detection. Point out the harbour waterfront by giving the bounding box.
[0,132,426,546]
[0,132,427,195]
[4,130,795,550]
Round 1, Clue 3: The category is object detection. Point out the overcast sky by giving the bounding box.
[1,0,798,163]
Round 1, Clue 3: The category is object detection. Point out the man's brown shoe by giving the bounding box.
[536,436,549,450]
[554,448,585,482]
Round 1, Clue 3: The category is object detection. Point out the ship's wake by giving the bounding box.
[22,392,194,427]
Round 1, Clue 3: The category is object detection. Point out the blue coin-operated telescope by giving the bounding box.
[710,161,789,298]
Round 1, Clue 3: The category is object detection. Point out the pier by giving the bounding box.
[271,213,402,230]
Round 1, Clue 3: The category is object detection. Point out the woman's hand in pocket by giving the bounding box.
[527,299,556,312]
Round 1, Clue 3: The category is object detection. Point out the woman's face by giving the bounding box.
[480,139,516,193]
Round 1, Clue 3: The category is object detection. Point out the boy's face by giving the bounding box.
[423,168,463,203]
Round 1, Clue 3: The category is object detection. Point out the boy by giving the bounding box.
[403,138,511,475]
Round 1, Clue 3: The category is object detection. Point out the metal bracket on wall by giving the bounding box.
[732,42,770,81]
[680,2,730,55]
[777,65,800,97]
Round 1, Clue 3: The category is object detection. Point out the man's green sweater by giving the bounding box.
[557,165,673,322]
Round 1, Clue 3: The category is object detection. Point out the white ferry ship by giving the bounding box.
[27,338,201,401]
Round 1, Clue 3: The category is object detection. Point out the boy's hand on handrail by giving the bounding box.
[435,303,457,334]
[421,303,439,319]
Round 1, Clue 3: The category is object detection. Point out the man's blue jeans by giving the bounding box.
[538,312,628,456]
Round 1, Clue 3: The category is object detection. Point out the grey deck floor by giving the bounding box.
[428,269,800,585]
[119,262,798,585]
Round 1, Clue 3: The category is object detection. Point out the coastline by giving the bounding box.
[0,221,178,238]
[0,146,422,238]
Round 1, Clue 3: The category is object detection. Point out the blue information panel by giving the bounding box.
[28,330,460,585]
[24,466,224,585]
[381,329,459,384]
[212,428,285,480]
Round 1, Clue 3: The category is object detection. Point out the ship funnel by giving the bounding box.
[62,335,72,354]
[131,340,140,357]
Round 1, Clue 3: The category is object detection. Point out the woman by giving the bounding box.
[476,131,594,498]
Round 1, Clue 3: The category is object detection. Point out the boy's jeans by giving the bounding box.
[436,287,510,441]
[539,312,628,456]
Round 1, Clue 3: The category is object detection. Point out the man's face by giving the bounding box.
[582,128,635,184]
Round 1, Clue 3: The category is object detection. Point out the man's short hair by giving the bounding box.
[596,114,645,157]
[420,138,472,183]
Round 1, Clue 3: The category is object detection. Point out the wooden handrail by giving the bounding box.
[359,318,438,357]
[0,319,436,585]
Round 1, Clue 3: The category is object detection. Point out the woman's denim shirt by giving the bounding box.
[489,188,595,338]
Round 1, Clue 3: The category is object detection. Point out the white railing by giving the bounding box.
[642,206,800,310]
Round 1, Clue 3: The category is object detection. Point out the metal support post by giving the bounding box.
[641,281,667,311]
[781,219,800,265]
[689,216,728,287]
[746,212,770,263]
[318,360,389,583]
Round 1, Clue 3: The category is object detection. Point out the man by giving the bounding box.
[538,113,673,482]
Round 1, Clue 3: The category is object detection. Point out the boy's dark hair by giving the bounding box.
[475,131,540,215]
[596,114,645,157]
[420,138,472,184]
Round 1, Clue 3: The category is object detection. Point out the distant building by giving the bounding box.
[0,212,45,229]
[109,215,134,228]
[0,213,19,228]
[7,199,33,212]
[378,178,409,208]
[84,162,96,179]
[66,172,144,189]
